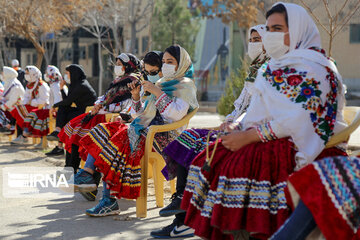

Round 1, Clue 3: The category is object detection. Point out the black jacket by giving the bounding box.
[53,64,97,112]
[16,68,26,87]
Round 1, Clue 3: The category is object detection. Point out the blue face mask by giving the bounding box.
[147,74,160,83]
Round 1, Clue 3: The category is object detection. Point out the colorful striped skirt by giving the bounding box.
[161,128,218,180]
[58,113,106,154]
[181,138,347,240]
[0,110,12,127]
[10,105,36,128]
[80,122,145,199]
[23,109,50,137]
[287,156,360,240]
[10,105,49,137]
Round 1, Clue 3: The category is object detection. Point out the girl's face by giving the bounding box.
[249,31,261,43]
[116,59,125,71]
[266,12,290,46]
[162,52,179,71]
[144,63,162,78]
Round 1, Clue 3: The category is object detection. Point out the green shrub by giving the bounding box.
[217,66,248,116]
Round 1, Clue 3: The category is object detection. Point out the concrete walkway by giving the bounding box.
[0,112,223,240]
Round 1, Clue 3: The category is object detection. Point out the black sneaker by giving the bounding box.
[79,171,101,201]
[47,131,59,141]
[79,189,98,201]
[150,218,194,239]
[45,146,65,156]
[0,127,12,134]
[159,193,186,217]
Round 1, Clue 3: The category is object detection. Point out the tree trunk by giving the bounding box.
[130,21,137,53]
[98,37,103,95]
[328,33,333,57]
[27,35,45,68]
[113,26,122,55]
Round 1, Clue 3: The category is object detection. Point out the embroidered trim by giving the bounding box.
[263,50,338,144]
[132,98,141,112]
[256,122,278,142]
[314,156,360,231]
[186,165,288,218]
[155,93,173,114]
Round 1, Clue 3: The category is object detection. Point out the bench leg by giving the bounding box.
[153,157,165,208]
[136,156,148,218]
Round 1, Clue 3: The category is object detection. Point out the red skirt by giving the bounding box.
[287,156,359,240]
[80,122,145,199]
[23,109,50,137]
[10,105,37,128]
[181,138,347,240]
[58,113,106,153]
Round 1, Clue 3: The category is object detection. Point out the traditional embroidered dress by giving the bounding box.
[79,46,199,199]
[58,72,140,154]
[286,156,360,240]
[0,67,25,127]
[45,65,67,107]
[161,25,269,180]
[11,66,50,136]
[181,3,348,240]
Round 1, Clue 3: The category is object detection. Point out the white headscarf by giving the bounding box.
[25,66,42,94]
[249,24,266,39]
[242,2,347,169]
[2,66,18,90]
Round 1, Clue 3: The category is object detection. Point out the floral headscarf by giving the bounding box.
[45,65,62,83]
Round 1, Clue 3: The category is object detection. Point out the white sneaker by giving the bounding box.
[11,135,29,145]
[170,225,195,238]
[34,139,48,149]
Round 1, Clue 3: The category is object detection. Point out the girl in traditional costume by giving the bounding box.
[181,3,348,239]
[0,66,25,134]
[10,66,50,145]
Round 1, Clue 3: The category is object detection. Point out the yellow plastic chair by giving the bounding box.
[136,108,198,218]
[325,106,360,148]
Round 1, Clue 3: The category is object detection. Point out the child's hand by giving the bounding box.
[128,82,141,101]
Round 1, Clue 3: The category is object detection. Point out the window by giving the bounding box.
[79,46,86,59]
[350,24,360,43]
[135,38,139,54]
[27,54,31,65]
[142,36,149,53]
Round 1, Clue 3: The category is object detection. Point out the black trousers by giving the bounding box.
[56,106,83,129]
[175,163,189,224]
[65,144,81,173]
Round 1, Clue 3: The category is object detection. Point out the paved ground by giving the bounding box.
[0,112,222,240]
[1,110,359,240]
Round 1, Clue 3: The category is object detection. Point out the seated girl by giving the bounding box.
[46,64,97,156]
[57,54,141,173]
[181,3,348,239]
[150,24,269,239]
[73,45,198,217]
[75,51,164,202]
[10,66,50,145]
[0,66,25,134]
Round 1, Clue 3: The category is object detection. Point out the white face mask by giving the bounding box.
[248,42,264,60]
[263,32,289,59]
[161,63,176,78]
[44,74,50,82]
[114,65,125,77]
[64,74,71,84]
[25,74,34,82]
